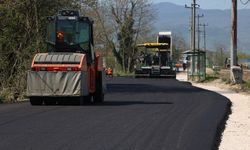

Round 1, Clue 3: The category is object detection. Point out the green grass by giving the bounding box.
[205,75,219,82]
[242,81,250,91]
[0,96,3,104]
[206,76,218,81]
[221,77,231,84]
[0,88,14,103]
[114,71,134,77]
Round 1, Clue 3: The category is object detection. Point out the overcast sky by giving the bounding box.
[153,0,250,9]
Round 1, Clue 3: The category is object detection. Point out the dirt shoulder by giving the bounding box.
[176,72,250,150]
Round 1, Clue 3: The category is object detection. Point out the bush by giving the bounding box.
[242,81,250,91]
[0,96,3,104]
[0,88,15,103]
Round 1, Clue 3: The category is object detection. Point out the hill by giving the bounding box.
[153,2,250,53]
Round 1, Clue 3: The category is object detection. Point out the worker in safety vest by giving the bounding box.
[106,67,113,77]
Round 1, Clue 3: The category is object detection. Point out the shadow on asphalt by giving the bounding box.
[107,82,201,93]
[37,101,173,107]
[93,101,173,106]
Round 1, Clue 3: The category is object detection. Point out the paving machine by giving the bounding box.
[134,32,176,78]
[27,10,106,105]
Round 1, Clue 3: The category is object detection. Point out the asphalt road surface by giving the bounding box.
[0,77,231,150]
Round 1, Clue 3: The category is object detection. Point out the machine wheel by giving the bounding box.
[93,93,104,103]
[57,99,67,105]
[57,97,73,105]
[93,71,104,103]
[85,95,92,103]
[80,95,92,105]
[44,98,57,105]
[70,97,80,105]
[168,74,176,79]
[30,97,43,106]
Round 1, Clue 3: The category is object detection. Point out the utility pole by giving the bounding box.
[197,14,204,51]
[189,17,193,50]
[231,0,237,67]
[185,0,199,79]
[200,23,208,51]
[231,0,242,83]
[185,0,199,52]
[196,14,203,80]
[185,6,193,51]
[192,0,197,52]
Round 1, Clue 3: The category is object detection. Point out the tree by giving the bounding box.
[172,34,188,61]
[110,0,154,72]
[80,0,154,72]
[0,0,77,101]
[214,43,228,67]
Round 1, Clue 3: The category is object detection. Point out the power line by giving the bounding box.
[240,0,250,5]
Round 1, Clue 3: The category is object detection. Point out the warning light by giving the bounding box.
[56,31,64,41]
[59,10,79,17]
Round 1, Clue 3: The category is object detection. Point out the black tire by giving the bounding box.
[93,71,104,103]
[170,74,176,79]
[57,99,67,105]
[93,93,104,103]
[44,98,57,105]
[71,97,81,105]
[80,95,92,105]
[57,97,73,105]
[30,97,43,106]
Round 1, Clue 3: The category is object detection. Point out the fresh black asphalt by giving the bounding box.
[0,77,231,150]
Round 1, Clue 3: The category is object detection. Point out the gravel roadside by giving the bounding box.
[176,72,250,150]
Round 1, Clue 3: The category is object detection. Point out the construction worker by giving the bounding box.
[106,67,113,77]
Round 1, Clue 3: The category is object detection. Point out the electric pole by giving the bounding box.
[185,0,199,52]
[231,0,237,67]
[192,0,197,52]
[185,0,199,79]
[201,24,208,51]
[199,23,208,51]
[185,6,193,51]
[189,17,192,50]
[197,14,204,51]
[195,14,203,80]
[231,0,242,83]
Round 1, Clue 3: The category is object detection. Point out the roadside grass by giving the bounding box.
[0,88,27,104]
[221,77,231,84]
[206,68,250,92]
[0,88,14,103]
[203,68,220,82]
[242,81,250,91]
[205,75,219,82]
[114,71,134,77]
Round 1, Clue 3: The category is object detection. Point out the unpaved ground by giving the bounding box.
[177,72,250,150]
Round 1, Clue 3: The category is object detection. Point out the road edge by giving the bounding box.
[213,100,232,150]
